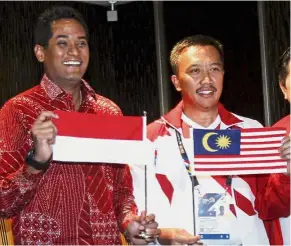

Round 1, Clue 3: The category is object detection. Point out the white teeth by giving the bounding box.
[63,61,81,65]
[199,90,213,95]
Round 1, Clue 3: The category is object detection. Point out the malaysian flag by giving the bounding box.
[193,128,287,175]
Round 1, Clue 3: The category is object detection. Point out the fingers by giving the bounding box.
[138,211,155,226]
[144,213,155,223]
[183,236,201,245]
[280,136,290,151]
[33,111,59,126]
[30,111,59,163]
[32,112,58,139]
[135,229,160,244]
[174,229,200,245]
[33,130,57,144]
[281,135,290,145]
[144,221,158,229]
[280,149,290,160]
[139,210,146,223]
[144,228,160,238]
[279,136,290,160]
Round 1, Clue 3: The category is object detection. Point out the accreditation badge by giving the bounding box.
[194,190,242,245]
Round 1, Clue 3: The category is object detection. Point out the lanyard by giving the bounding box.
[175,130,199,186]
[175,128,232,189]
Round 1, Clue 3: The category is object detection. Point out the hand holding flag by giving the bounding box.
[279,135,291,175]
[124,211,160,244]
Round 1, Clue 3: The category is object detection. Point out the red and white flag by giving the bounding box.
[193,127,288,175]
[52,110,152,165]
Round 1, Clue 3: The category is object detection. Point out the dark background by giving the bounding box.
[0,1,290,124]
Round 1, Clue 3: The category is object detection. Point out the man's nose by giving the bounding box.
[201,70,212,83]
[67,44,80,56]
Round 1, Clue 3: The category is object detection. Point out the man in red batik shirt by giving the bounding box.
[0,5,159,245]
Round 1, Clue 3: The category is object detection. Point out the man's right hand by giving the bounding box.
[158,228,201,245]
[28,111,58,172]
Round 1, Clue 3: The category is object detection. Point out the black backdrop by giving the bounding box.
[0,1,159,122]
[0,1,290,124]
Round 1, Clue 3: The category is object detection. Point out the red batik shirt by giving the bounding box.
[0,75,137,245]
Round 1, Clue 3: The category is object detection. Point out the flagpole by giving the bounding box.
[191,176,197,236]
[138,111,151,240]
[190,129,197,237]
[143,111,147,214]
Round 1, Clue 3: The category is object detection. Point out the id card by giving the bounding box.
[195,191,242,245]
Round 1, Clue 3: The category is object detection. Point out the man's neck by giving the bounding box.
[45,74,82,110]
[183,104,219,128]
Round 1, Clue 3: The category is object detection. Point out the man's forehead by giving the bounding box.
[51,18,86,35]
[178,46,222,65]
[181,45,220,58]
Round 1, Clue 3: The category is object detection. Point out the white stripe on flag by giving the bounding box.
[53,136,152,166]
[240,149,279,155]
[241,137,283,142]
[193,169,287,176]
[194,162,286,168]
[241,130,286,136]
[241,143,281,148]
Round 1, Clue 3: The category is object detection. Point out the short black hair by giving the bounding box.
[34,5,89,47]
[170,34,224,75]
[278,47,290,87]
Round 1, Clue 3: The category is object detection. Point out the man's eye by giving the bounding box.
[57,41,67,47]
[211,67,221,72]
[78,41,87,47]
[191,68,200,74]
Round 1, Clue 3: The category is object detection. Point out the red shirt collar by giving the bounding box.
[40,74,96,101]
[162,101,243,129]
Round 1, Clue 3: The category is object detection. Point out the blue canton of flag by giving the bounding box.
[193,129,241,155]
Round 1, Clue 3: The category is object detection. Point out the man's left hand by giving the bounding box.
[279,135,290,175]
[125,211,160,244]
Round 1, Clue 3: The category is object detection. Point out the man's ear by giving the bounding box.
[279,82,288,100]
[34,45,45,63]
[171,75,182,92]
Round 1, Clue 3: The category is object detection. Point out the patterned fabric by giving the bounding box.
[0,75,137,245]
[0,218,14,245]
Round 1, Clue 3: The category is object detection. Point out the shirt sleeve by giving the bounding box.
[255,173,290,220]
[112,164,138,232]
[103,103,138,232]
[0,102,43,218]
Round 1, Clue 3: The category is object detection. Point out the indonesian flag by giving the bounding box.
[193,127,288,175]
[52,110,152,165]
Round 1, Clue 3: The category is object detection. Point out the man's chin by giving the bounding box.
[64,74,84,83]
[195,100,219,111]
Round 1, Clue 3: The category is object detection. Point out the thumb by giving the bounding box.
[139,210,146,221]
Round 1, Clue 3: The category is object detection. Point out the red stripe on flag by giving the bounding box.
[240,127,286,133]
[53,110,143,140]
[240,141,281,145]
[241,134,285,139]
[240,147,279,151]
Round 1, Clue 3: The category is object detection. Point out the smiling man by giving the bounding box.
[0,5,159,245]
[130,35,290,245]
